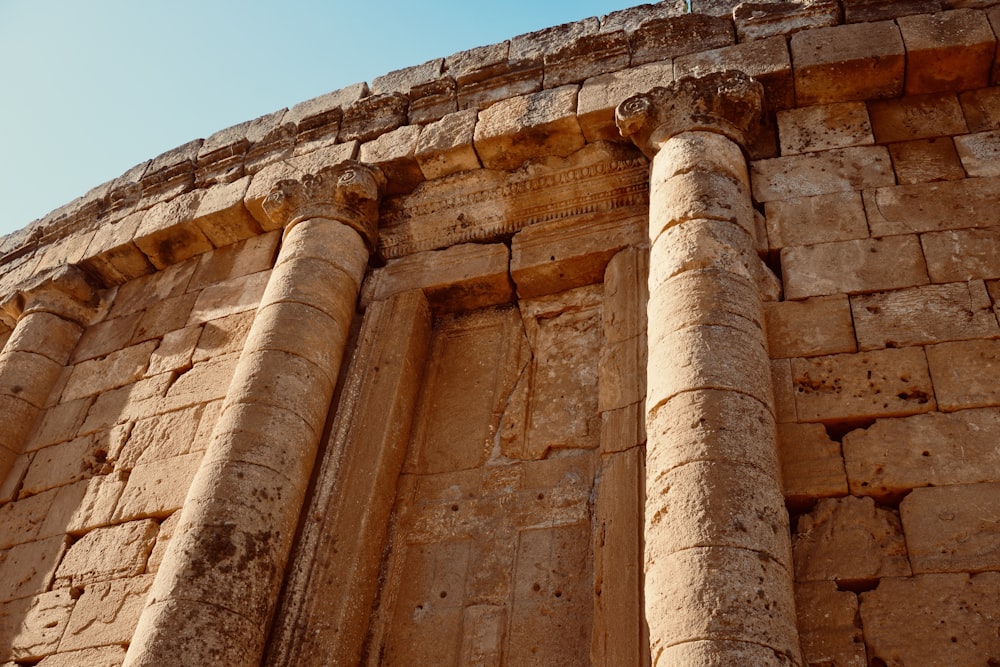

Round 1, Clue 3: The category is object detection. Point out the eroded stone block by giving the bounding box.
[888,137,967,184]
[577,61,673,143]
[926,339,1000,410]
[776,101,874,156]
[898,8,997,94]
[955,129,1000,176]
[60,341,157,403]
[0,588,74,662]
[765,294,857,359]
[901,482,1000,573]
[734,0,840,43]
[751,146,894,202]
[674,35,794,110]
[0,536,69,603]
[864,175,1000,237]
[777,423,848,504]
[795,581,866,667]
[54,520,157,588]
[868,92,969,142]
[58,575,153,652]
[960,86,1000,131]
[111,451,203,521]
[629,13,734,65]
[414,109,481,180]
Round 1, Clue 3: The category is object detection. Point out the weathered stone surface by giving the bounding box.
[576,61,674,143]
[795,581,866,667]
[0,536,69,603]
[145,325,199,376]
[414,109,480,180]
[888,137,967,183]
[111,452,203,522]
[24,397,92,452]
[0,588,74,662]
[108,258,195,319]
[843,0,941,22]
[358,124,424,195]
[629,13,734,65]
[771,358,797,423]
[339,92,408,143]
[20,435,102,496]
[790,21,905,105]
[868,92,970,143]
[674,36,794,111]
[923,227,1000,283]
[898,8,997,94]
[792,347,936,422]
[901,482,1000,573]
[764,191,869,251]
[192,311,253,363]
[926,339,1000,410]
[955,129,1000,176]
[765,294,857,359]
[864,175,1000,237]
[777,422,848,503]
[63,473,128,535]
[188,229,278,292]
[751,145,894,202]
[536,26,630,88]
[54,520,157,588]
[186,271,267,325]
[77,373,173,435]
[793,496,911,583]
[58,575,153,652]
[960,86,1000,131]
[776,101,874,155]
[734,0,840,43]
[36,646,127,666]
[60,341,157,403]
[860,572,1000,666]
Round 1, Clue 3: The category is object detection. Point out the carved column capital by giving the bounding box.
[615,70,764,159]
[1,265,103,326]
[262,160,387,249]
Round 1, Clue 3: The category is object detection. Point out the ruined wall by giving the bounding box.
[1,1,1000,666]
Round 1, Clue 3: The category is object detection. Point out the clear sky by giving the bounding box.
[0,0,643,239]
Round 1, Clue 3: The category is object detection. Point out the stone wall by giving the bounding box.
[1,1,1000,665]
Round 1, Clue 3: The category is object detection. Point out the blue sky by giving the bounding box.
[0,0,642,238]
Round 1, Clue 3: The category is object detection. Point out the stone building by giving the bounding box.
[2,0,1000,664]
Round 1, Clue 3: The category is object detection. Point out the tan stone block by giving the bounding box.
[901,482,1000,573]
[927,339,1000,410]
[158,354,239,414]
[777,423,848,503]
[275,216,368,282]
[339,92,408,143]
[765,294,856,359]
[600,402,645,453]
[226,347,336,429]
[186,270,267,326]
[0,350,64,410]
[0,536,69,603]
[649,270,762,344]
[0,588,74,662]
[107,258,196,319]
[649,219,758,291]
[959,86,1000,132]
[187,230,278,292]
[843,0,942,23]
[146,511,179,574]
[6,313,81,366]
[132,194,214,271]
[674,36,794,110]
[20,436,99,496]
[795,581,866,667]
[36,646,127,666]
[144,325,200,377]
[656,129,750,187]
[577,61,673,142]
[781,235,929,300]
[650,170,754,241]
[362,243,512,314]
[58,575,153,652]
[772,359,797,423]
[257,255,356,329]
[54,519,157,588]
[603,247,648,345]
[79,212,154,286]
[116,404,205,469]
[793,496,911,583]
[852,281,998,350]
[414,109,481,180]
[473,85,585,171]
[542,28,630,89]
[868,92,969,143]
[955,129,1000,176]
[750,146,894,202]
[59,474,126,536]
[0,450,27,504]
[644,546,799,658]
[898,9,996,95]
[0,395,40,455]
[358,124,423,196]
[112,452,202,522]
[629,14,734,66]
[191,177,261,247]
[0,487,57,549]
[790,21,905,105]
[734,0,840,43]
[860,572,1000,666]
[24,397,92,452]
[924,228,1000,283]
[129,291,198,344]
[864,175,1000,237]
[192,310,253,363]
[71,313,140,364]
[77,373,173,435]
[60,341,157,403]
[776,101,873,156]
[888,137,967,184]
[792,347,935,422]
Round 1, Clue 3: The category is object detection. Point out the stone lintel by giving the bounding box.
[615,70,765,158]
[261,161,386,249]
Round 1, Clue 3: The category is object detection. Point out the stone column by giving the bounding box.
[0,267,98,485]
[616,72,802,666]
[124,161,385,667]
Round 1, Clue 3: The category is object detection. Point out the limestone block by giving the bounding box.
[992,6,1000,83]
[600,402,645,454]
[734,0,840,43]
[793,496,911,583]
[924,228,1000,283]
[111,451,203,522]
[474,85,585,171]
[511,211,643,299]
[869,92,969,144]
[192,310,253,363]
[108,258,196,319]
[358,124,424,195]
[843,408,1000,498]
[191,179,261,247]
[955,129,1000,176]
[146,511,179,574]
[136,139,201,207]
[77,373,173,436]
[777,423,848,503]
[408,77,458,125]
[0,536,69,603]
[449,42,543,112]
[629,14,734,65]
[36,646,127,666]
[603,247,648,345]
[864,175,1000,237]
[0,588,74,662]
[156,354,238,415]
[790,21,905,105]
[24,396,91,452]
[225,349,336,429]
[750,145,894,202]
[20,435,100,496]
[649,219,758,291]
[71,314,140,364]
[0,451,26,504]
[792,347,935,422]
[256,259,355,336]
[414,109,481,180]
[764,191,868,253]
[5,313,80,367]
[794,581,866,667]
[860,572,1000,665]
[764,294,857,358]
[58,575,153,652]
[339,92,408,143]
[186,270,267,325]
[926,339,1000,410]
[843,0,942,22]
[582,67,671,142]
[60,341,157,403]
[674,36,794,111]
[132,193,213,271]
[129,292,198,346]
[33,231,97,275]
[116,404,206,469]
[649,269,762,342]
[781,235,929,300]
[644,546,799,659]
[651,170,754,241]
[772,358,797,423]
[63,473,128,535]
[145,325,200,376]
[851,281,999,350]
[776,101,873,156]
[0,487,58,548]
[54,520,157,588]
[901,482,1000,573]
[0,395,40,457]
[362,243,512,314]
[898,9,997,94]
[888,137,967,183]
[371,58,444,96]
[285,81,366,138]
[543,29,630,89]
[959,86,1000,131]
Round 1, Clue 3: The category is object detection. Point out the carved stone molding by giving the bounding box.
[262,160,387,248]
[615,70,765,158]
[0,265,103,326]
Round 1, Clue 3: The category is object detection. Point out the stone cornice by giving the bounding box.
[0,265,103,326]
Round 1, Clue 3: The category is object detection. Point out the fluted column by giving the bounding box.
[616,72,802,666]
[124,161,385,667]
[0,267,98,485]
